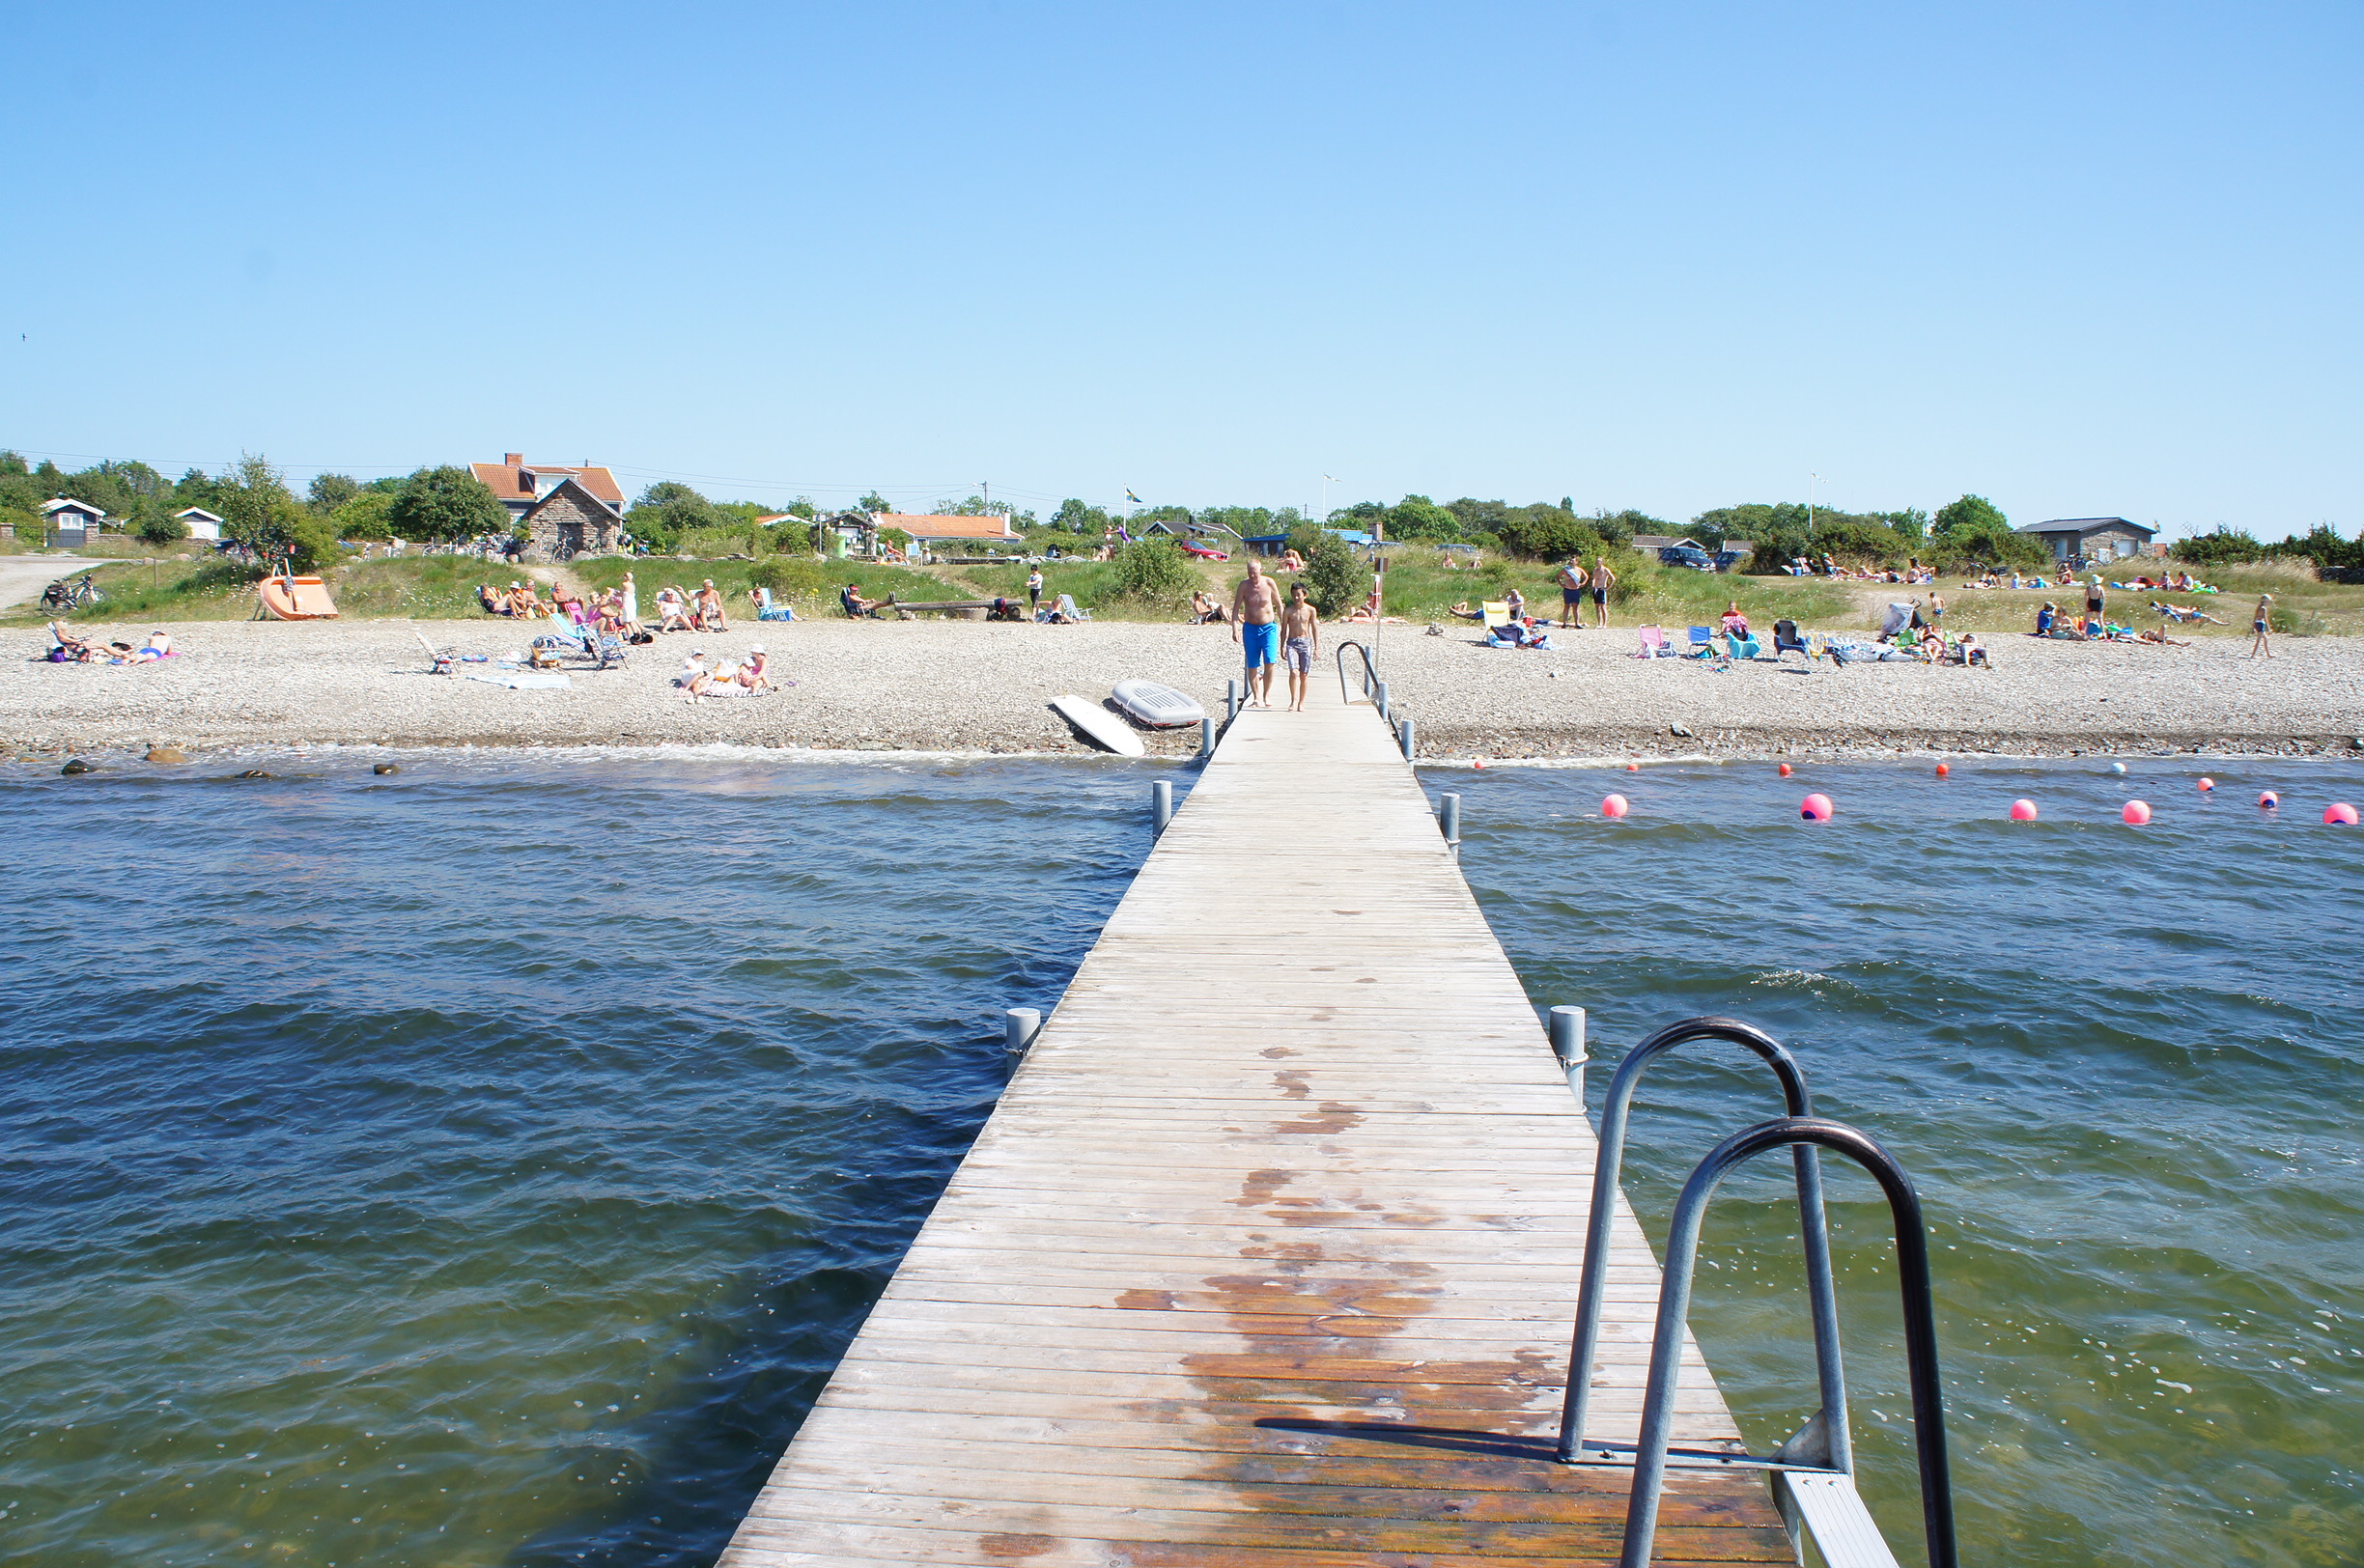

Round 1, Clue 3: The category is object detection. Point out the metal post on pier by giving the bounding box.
[1374,682,1391,721]
[1226,680,1239,724]
[1548,1006,1589,1103]
[1004,1008,1042,1057]
[1197,717,1213,758]
[1152,779,1173,835]
[1398,716,1416,761]
[1437,792,1461,848]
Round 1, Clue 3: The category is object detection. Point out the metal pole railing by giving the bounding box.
[1560,1017,1846,1479]
[1618,1116,1956,1568]
[1547,1005,1587,1101]
[1334,640,1377,705]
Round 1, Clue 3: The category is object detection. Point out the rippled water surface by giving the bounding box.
[1452,757,2364,1567]
[5,750,2359,1567]
[0,749,1162,1567]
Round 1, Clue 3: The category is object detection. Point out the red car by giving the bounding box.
[1181,540,1229,561]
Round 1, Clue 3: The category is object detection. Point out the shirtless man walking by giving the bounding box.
[1231,558,1285,708]
[1279,583,1319,712]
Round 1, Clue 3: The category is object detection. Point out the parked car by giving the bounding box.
[1658,545,1717,572]
[1181,540,1230,561]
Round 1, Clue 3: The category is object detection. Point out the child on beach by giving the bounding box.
[2251,595,2274,658]
[1280,584,1319,712]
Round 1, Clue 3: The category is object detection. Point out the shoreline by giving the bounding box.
[8,616,2363,765]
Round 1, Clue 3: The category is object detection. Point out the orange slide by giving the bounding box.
[258,574,340,620]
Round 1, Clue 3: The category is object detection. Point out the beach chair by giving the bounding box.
[1772,618,1811,661]
[1635,626,1669,658]
[1482,600,1512,632]
[1685,626,1716,656]
[1055,593,1091,623]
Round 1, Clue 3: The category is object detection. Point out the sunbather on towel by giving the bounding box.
[739,647,774,692]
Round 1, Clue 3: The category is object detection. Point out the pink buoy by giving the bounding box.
[2009,798,2039,821]
[1799,793,1834,822]
[1779,763,1792,777]
[2122,799,2152,825]
[2327,802,2360,826]
[1473,759,1486,769]
[1601,793,1630,819]
[2259,790,2279,808]
[2198,777,2214,792]
[1627,762,1640,772]
[1935,763,1950,777]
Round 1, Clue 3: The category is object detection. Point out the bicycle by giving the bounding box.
[39,574,105,613]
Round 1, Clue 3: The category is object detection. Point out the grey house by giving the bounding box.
[42,497,106,546]
[2016,517,2157,563]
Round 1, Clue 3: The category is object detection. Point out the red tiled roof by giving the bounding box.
[876,513,1018,539]
[469,458,625,508]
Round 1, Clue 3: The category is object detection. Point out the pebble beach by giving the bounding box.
[8,616,2364,763]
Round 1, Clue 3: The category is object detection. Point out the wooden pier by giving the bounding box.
[719,677,1794,1566]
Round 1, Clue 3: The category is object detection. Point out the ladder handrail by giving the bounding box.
[1334,639,1378,705]
[1618,1115,1956,1568]
[1559,1017,1847,1477]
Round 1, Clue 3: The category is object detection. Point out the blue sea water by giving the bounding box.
[1,748,2357,1566]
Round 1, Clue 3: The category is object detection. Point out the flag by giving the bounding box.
[1125,489,1141,504]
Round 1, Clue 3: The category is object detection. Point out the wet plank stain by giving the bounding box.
[718,686,1792,1566]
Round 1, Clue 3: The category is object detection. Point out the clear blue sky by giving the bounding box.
[5,1,2356,537]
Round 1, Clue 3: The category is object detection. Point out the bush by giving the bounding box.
[1111,538,1196,604]
[748,554,836,599]
[388,466,508,545]
[1286,526,1362,616]
[133,511,189,546]
[2173,527,2270,567]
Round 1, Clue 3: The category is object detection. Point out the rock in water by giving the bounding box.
[373,763,399,775]
[60,759,94,775]
[235,769,273,779]
[147,747,188,764]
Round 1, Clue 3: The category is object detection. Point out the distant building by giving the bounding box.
[468,453,626,527]
[2015,517,2157,564]
[877,513,1020,547]
[519,477,622,560]
[763,511,878,558]
[175,507,225,543]
[1629,534,1705,553]
[42,497,106,546]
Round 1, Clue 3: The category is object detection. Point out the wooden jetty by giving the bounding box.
[719,676,1794,1566]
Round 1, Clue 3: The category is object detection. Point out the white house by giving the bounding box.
[175,507,225,542]
[41,497,106,546]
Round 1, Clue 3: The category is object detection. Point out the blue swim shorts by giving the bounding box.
[1242,622,1280,668]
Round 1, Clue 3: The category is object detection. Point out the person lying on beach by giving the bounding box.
[2140,627,2189,647]
[1446,601,1485,622]
[45,622,101,661]
[478,584,508,615]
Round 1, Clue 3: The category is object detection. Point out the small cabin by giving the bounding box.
[42,497,106,547]
[175,507,225,543]
[2016,517,2157,565]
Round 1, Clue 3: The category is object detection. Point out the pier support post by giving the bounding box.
[1226,680,1239,723]
[1375,682,1391,720]
[1152,779,1173,835]
[1399,716,1416,761]
[1004,1008,1043,1057]
[1437,792,1461,847]
[1548,1006,1589,1104]
[1197,717,1213,758]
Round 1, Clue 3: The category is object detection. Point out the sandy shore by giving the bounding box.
[8,616,2364,762]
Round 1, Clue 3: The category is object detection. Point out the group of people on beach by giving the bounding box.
[478,573,748,641]
[45,625,174,664]
[671,646,774,699]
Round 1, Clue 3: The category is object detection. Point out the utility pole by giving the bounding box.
[1808,473,1817,544]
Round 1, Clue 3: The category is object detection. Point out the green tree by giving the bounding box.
[1051,498,1112,535]
[857,491,891,514]
[387,465,509,545]
[1932,494,2009,538]
[622,481,723,547]
[1111,538,1195,605]
[2273,523,2361,573]
[331,491,397,542]
[217,453,340,570]
[2172,527,2268,566]
[1385,494,1460,541]
[307,473,360,514]
[1492,504,1606,562]
[1928,494,2041,569]
[1285,524,1362,615]
[173,467,221,512]
[134,511,190,546]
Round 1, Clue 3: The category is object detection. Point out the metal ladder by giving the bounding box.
[1556,1016,1958,1568]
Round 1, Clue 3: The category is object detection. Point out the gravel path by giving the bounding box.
[7,616,2363,762]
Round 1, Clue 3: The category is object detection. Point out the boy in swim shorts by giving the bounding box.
[1280,583,1319,712]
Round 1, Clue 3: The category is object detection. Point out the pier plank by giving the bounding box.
[718,683,1789,1565]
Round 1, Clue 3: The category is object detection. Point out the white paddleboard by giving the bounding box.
[1111,679,1205,729]
[1050,693,1146,757]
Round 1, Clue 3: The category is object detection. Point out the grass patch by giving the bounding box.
[333,556,527,619]
[570,555,951,616]
[1,558,267,625]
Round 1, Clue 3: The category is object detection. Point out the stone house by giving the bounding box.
[467,453,627,529]
[2014,517,2157,565]
[519,477,622,560]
